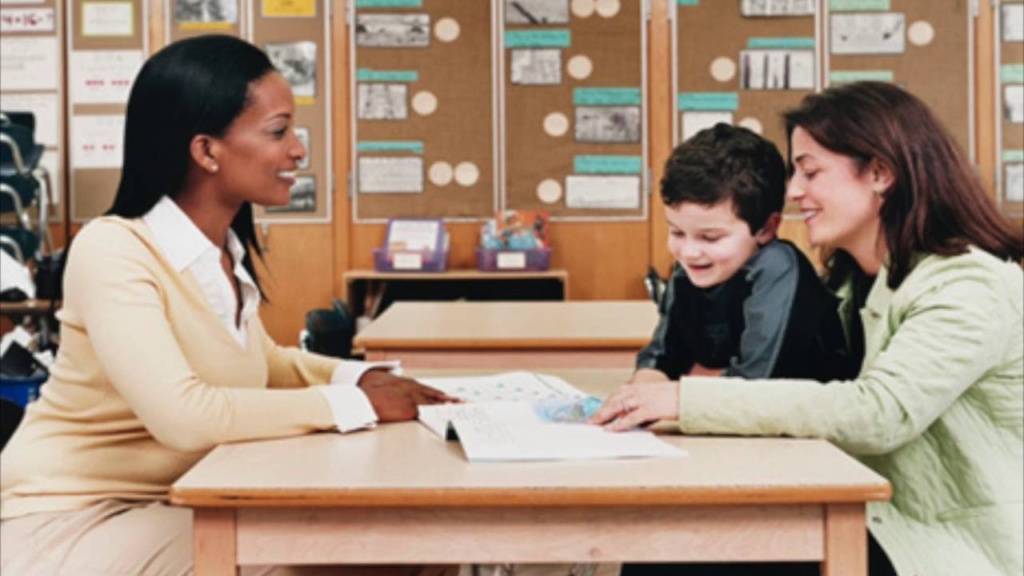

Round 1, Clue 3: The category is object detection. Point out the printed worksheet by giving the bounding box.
[417,372,687,462]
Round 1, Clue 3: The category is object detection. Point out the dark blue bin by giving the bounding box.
[0,375,46,407]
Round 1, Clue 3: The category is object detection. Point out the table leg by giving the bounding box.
[194,508,237,576]
[821,503,866,576]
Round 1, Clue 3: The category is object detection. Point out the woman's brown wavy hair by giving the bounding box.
[784,82,1023,289]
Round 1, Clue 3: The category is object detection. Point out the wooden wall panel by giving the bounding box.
[256,225,335,346]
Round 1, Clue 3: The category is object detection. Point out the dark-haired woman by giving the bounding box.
[1,35,453,575]
[593,82,1023,575]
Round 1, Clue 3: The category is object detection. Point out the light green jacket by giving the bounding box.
[677,248,1023,576]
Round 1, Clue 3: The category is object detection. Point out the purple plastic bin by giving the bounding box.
[373,247,448,272]
[476,247,551,271]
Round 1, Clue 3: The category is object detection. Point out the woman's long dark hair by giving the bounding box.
[785,81,1023,289]
[107,35,276,295]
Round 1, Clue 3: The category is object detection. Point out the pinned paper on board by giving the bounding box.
[831,13,905,55]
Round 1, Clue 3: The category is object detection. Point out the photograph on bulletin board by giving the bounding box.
[174,0,237,25]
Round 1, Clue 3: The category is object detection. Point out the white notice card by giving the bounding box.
[71,115,125,169]
[70,50,144,105]
[0,36,59,90]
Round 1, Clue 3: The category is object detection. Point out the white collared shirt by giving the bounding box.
[142,197,384,432]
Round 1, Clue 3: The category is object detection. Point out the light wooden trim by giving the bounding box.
[332,0,352,300]
[233,505,824,565]
[172,482,889,510]
[648,0,673,274]
[194,508,237,576]
[147,0,164,51]
[975,0,996,198]
[821,504,867,576]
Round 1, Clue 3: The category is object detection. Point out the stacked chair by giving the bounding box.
[0,111,59,371]
[1,111,53,264]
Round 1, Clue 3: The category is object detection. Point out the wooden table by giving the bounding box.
[353,300,658,369]
[171,369,891,576]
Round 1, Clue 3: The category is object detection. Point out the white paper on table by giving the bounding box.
[420,371,586,404]
[69,50,144,105]
[418,400,539,439]
[417,372,686,461]
[0,36,59,90]
[450,404,686,462]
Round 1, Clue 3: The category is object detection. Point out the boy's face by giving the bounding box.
[665,200,765,289]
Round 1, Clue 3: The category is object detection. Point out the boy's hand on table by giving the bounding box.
[358,370,459,422]
[588,382,680,432]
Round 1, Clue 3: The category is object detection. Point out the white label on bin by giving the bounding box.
[497,252,527,269]
[393,252,423,270]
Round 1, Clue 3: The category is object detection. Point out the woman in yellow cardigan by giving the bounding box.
[594,82,1024,576]
[1,35,454,575]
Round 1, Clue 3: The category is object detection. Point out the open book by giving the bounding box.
[417,372,686,462]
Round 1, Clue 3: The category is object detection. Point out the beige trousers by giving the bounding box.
[0,500,456,576]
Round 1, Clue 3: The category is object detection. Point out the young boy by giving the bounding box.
[634,123,857,383]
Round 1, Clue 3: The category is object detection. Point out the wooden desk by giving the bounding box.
[171,370,890,576]
[342,269,569,319]
[354,300,658,369]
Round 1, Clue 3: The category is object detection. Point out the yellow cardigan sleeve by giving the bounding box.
[65,220,336,453]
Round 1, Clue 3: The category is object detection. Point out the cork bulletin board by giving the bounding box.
[0,0,65,222]
[165,0,248,42]
[66,0,147,222]
[996,0,1023,216]
[502,0,648,220]
[252,0,332,223]
[824,0,975,158]
[673,0,819,154]
[350,0,498,222]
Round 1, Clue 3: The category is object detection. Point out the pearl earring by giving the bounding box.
[210,163,219,173]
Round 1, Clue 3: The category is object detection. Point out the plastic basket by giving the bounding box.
[475,247,551,271]
[372,247,448,272]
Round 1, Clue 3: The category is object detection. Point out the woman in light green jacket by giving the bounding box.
[594,82,1024,576]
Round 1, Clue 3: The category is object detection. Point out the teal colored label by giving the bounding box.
[355,0,422,7]
[574,155,643,174]
[504,29,571,48]
[573,87,641,106]
[830,0,890,11]
[829,70,894,84]
[357,141,424,153]
[356,69,419,82]
[678,92,739,111]
[1001,64,1024,84]
[677,0,699,5]
[747,37,815,49]
[1004,150,1024,163]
